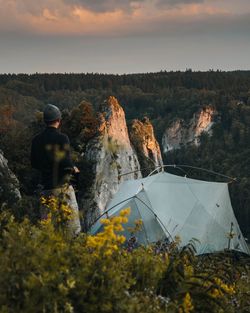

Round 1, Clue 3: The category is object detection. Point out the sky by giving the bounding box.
[0,0,250,74]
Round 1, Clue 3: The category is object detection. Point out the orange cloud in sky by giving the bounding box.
[0,0,231,36]
[26,8,130,35]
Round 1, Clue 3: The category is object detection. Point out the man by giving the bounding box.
[31,104,81,235]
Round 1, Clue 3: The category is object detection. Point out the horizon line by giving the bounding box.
[1,69,250,76]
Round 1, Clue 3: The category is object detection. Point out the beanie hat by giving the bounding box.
[43,104,62,122]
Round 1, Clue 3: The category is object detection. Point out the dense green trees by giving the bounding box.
[0,71,249,237]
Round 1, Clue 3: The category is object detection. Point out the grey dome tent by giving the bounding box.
[91,171,249,255]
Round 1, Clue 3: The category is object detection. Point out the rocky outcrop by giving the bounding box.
[192,106,216,145]
[0,150,21,207]
[130,117,163,175]
[162,106,216,154]
[81,96,141,226]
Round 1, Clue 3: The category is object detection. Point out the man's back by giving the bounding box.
[31,126,74,190]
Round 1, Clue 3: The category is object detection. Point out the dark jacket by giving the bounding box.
[31,127,74,190]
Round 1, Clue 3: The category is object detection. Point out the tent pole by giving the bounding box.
[148,164,237,183]
[134,195,174,243]
[88,196,135,231]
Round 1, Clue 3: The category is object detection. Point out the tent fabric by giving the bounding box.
[91,172,249,255]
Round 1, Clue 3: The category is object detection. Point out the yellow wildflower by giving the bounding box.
[179,293,194,313]
[86,209,130,257]
[184,265,194,277]
[210,288,223,298]
[104,249,113,257]
[100,218,111,225]
[113,224,124,232]
[120,208,131,217]
[117,235,126,244]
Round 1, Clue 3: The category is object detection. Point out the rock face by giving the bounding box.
[162,106,216,154]
[0,150,21,207]
[130,117,163,175]
[82,96,141,226]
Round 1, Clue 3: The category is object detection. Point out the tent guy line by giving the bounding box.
[119,164,237,183]
[149,165,237,183]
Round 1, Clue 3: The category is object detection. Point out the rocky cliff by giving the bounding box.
[130,117,163,175]
[81,96,141,226]
[162,106,216,154]
[0,150,21,207]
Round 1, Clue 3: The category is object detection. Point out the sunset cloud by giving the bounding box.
[0,0,249,73]
[0,0,239,36]
[63,0,145,13]
[156,0,204,8]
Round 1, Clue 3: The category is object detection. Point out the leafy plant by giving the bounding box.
[0,204,250,313]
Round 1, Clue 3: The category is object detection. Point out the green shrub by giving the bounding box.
[0,207,249,313]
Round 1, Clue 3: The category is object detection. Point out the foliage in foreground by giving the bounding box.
[0,204,250,313]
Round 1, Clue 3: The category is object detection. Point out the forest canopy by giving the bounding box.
[0,70,249,238]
